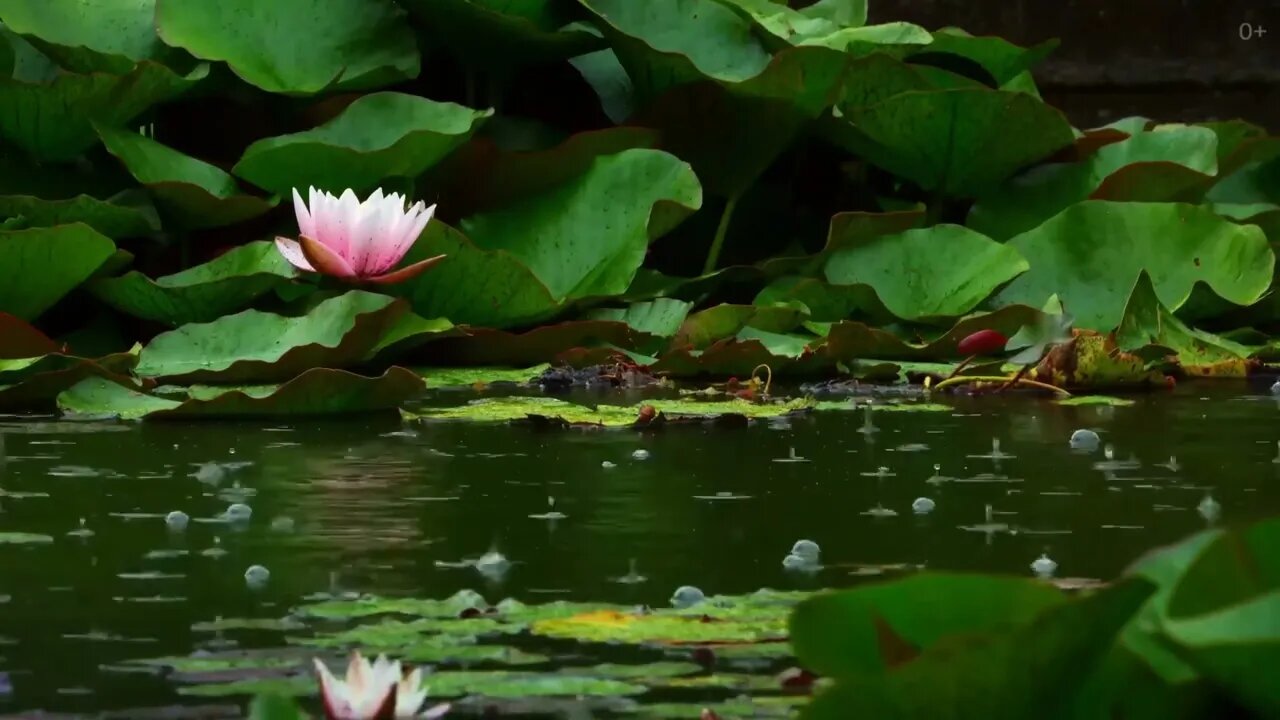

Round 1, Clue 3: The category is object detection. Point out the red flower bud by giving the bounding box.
[957,329,1009,356]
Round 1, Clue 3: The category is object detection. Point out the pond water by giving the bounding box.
[2,385,1279,717]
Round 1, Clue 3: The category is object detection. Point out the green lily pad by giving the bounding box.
[917,28,1056,86]
[835,88,1075,197]
[191,618,307,633]
[579,662,702,680]
[57,367,425,420]
[791,572,1068,678]
[233,92,492,196]
[0,0,181,73]
[135,290,403,383]
[0,60,206,161]
[0,349,138,412]
[420,365,549,389]
[532,609,787,646]
[0,532,54,544]
[89,242,297,326]
[994,201,1274,330]
[395,150,701,327]
[154,0,419,95]
[0,193,156,238]
[674,304,806,349]
[759,209,925,277]
[406,396,813,427]
[97,125,276,230]
[803,579,1154,719]
[823,224,1027,322]
[0,224,117,321]
[1115,271,1253,374]
[813,400,951,413]
[587,299,693,345]
[970,125,1221,240]
[397,643,549,666]
[288,618,511,651]
[132,652,304,674]
[1055,395,1137,407]
[397,0,602,68]
[418,670,646,699]
[178,675,312,698]
[639,696,805,719]
[296,591,490,620]
[431,127,660,218]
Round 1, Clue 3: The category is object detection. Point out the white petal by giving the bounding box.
[292,188,315,239]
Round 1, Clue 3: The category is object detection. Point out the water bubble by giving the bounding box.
[529,496,568,521]
[224,503,252,522]
[670,585,706,609]
[783,553,820,572]
[191,462,226,485]
[164,510,189,531]
[1031,553,1058,577]
[244,564,270,589]
[269,516,295,533]
[1273,441,1280,465]
[1069,429,1100,451]
[632,449,650,461]
[789,539,820,563]
[1271,380,1280,395]
[601,460,616,469]
[911,497,936,515]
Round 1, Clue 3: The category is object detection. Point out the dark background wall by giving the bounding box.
[867,0,1280,130]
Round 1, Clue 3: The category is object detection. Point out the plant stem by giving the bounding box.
[931,374,1070,396]
[702,195,739,275]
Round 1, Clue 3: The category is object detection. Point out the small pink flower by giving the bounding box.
[276,187,445,284]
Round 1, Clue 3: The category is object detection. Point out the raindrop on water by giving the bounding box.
[772,446,809,463]
[601,460,616,469]
[202,537,227,559]
[475,549,511,581]
[1271,380,1280,395]
[925,463,951,485]
[1157,456,1180,472]
[857,402,878,435]
[224,503,252,523]
[789,539,820,563]
[670,585,705,609]
[911,497,936,515]
[164,510,189,532]
[632,449,650,461]
[613,558,647,585]
[66,517,94,539]
[244,564,270,589]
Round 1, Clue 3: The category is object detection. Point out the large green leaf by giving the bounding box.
[233,92,493,196]
[587,299,692,343]
[800,0,866,27]
[834,88,1075,197]
[58,367,425,419]
[97,125,275,230]
[0,192,156,238]
[134,290,404,382]
[457,149,701,301]
[970,125,1221,240]
[0,349,138,411]
[801,579,1154,720]
[673,303,805,349]
[0,60,206,161]
[0,0,180,73]
[0,224,116,320]
[1115,271,1252,372]
[89,241,297,326]
[994,201,1274,330]
[432,128,659,218]
[915,28,1056,86]
[399,0,602,68]
[823,225,1027,322]
[388,221,560,329]
[759,209,925,277]
[791,573,1066,678]
[154,0,419,95]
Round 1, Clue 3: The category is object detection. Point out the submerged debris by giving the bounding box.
[537,363,663,393]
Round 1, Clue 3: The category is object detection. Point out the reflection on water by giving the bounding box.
[2,387,1280,714]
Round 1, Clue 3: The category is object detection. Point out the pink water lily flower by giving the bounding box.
[314,651,450,719]
[276,187,445,284]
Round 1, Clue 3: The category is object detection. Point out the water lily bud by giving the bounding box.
[957,329,1009,356]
